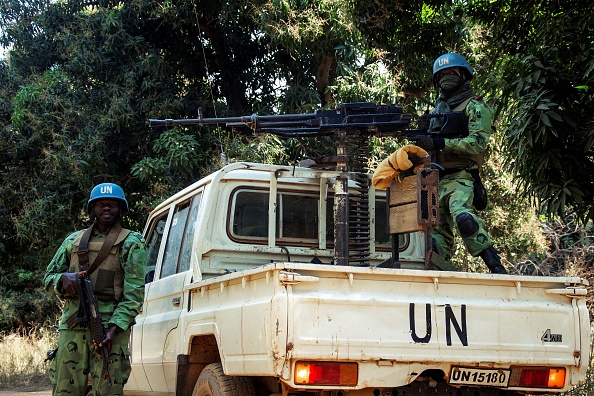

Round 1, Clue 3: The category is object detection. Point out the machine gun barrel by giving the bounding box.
[149,112,316,128]
[148,102,413,137]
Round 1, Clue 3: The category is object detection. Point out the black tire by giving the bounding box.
[193,363,256,396]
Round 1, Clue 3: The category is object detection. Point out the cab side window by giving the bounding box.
[179,194,202,272]
[160,193,203,278]
[144,214,167,283]
[161,201,190,278]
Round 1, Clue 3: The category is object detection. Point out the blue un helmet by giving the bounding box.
[432,53,474,89]
[88,183,129,214]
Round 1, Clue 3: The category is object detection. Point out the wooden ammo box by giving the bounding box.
[388,168,439,235]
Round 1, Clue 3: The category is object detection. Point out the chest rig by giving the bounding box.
[70,223,131,302]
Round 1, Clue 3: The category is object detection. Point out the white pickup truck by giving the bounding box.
[124,161,590,396]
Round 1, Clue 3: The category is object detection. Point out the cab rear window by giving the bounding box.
[230,189,319,241]
[228,188,401,249]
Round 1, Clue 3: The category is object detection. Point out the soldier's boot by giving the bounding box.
[479,247,507,274]
[431,237,451,261]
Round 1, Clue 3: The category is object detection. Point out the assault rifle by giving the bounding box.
[67,273,112,386]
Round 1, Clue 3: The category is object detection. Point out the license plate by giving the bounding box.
[449,367,510,387]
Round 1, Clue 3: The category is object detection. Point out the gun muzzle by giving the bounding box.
[148,119,176,127]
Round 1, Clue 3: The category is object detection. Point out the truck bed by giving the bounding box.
[180,262,589,393]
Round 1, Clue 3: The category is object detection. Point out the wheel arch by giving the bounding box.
[176,334,222,396]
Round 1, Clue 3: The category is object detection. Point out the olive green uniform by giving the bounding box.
[430,98,494,261]
[44,226,147,396]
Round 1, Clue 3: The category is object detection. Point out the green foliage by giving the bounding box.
[131,127,212,209]
[463,0,594,221]
[329,61,403,105]
[0,0,593,332]
[133,128,204,183]
[258,0,358,54]
[352,0,462,91]
[477,137,549,273]
[256,0,361,105]
[0,268,61,331]
[504,52,593,219]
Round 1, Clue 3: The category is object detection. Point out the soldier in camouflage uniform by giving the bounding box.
[416,53,507,274]
[44,183,147,396]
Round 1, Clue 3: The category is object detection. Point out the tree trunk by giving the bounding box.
[316,55,335,107]
[199,21,249,114]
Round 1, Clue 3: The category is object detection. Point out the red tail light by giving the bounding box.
[510,367,566,389]
[294,361,358,386]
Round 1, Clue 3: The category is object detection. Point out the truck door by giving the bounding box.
[140,193,203,392]
[126,211,166,392]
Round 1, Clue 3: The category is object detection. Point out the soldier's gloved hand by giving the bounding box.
[394,145,429,170]
[414,136,445,151]
[60,272,80,297]
[417,110,431,130]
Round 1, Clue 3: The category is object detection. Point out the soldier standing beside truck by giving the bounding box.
[415,52,507,274]
[44,183,147,396]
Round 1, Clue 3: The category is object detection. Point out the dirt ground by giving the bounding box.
[0,376,52,396]
[0,391,51,396]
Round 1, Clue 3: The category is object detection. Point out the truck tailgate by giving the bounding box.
[281,263,589,385]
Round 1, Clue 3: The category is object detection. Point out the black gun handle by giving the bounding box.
[100,344,112,385]
[80,276,113,386]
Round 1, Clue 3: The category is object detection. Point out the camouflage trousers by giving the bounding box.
[48,326,131,396]
[432,171,493,261]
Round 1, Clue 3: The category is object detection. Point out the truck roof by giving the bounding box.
[151,161,374,214]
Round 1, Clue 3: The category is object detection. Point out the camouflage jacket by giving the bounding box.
[44,225,147,331]
[431,98,493,170]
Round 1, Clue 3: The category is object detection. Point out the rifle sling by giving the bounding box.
[77,223,122,275]
[452,97,472,112]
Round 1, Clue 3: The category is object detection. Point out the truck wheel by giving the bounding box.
[193,363,256,396]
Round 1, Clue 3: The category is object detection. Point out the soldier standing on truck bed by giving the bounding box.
[415,52,507,274]
[43,183,147,396]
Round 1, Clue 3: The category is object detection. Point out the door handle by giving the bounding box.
[172,297,181,305]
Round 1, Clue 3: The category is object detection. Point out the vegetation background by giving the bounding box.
[0,0,592,392]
